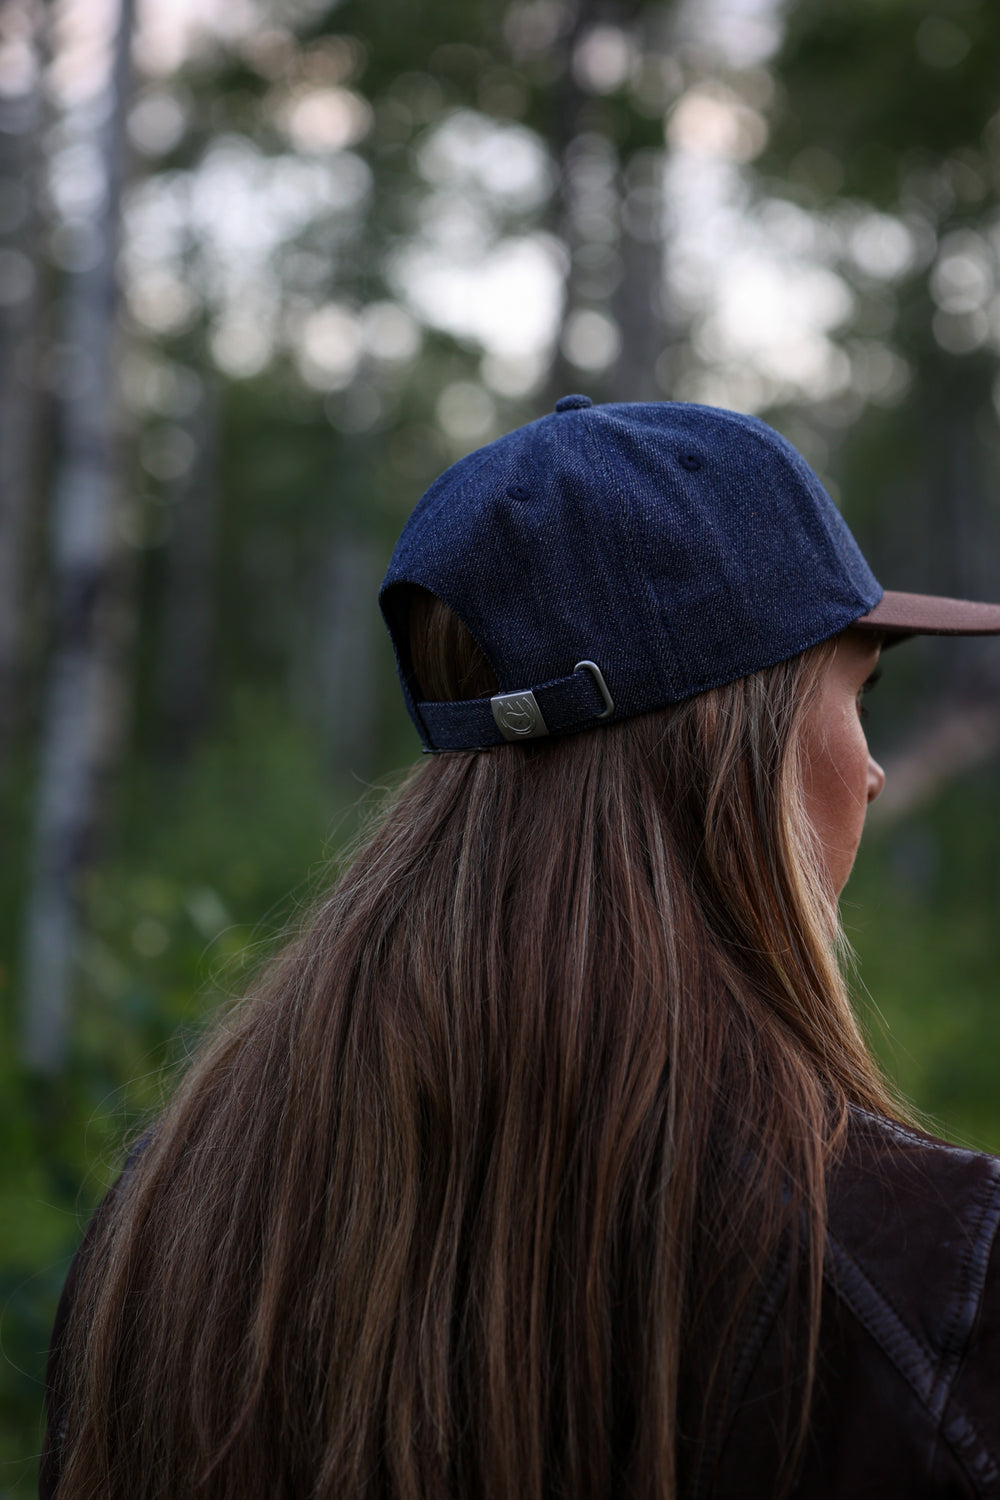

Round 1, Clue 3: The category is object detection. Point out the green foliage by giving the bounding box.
[847,768,1000,1153]
[765,0,999,199]
[0,688,411,1496]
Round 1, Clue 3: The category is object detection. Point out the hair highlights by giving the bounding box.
[51,600,898,1500]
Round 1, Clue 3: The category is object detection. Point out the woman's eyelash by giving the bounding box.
[858,666,882,719]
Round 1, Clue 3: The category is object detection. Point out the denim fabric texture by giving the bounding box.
[380,398,883,751]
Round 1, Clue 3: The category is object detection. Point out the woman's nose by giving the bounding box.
[867,755,886,804]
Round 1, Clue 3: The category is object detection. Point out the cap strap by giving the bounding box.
[417,661,613,750]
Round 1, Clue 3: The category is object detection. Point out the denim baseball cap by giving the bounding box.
[380,397,1000,751]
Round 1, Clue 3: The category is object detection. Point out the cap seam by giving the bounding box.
[584,408,682,703]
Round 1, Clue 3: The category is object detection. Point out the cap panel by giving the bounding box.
[383,408,668,707]
[596,404,881,702]
[380,440,508,740]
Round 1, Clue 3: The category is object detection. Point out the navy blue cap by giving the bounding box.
[379,399,1000,751]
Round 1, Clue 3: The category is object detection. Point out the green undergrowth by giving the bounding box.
[0,689,380,1496]
[845,765,1000,1153]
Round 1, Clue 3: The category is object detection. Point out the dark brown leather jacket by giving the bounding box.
[698,1110,1000,1498]
[41,1110,1000,1498]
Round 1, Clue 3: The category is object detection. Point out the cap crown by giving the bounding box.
[381,401,882,747]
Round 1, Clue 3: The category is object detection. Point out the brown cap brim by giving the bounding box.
[852,589,1000,637]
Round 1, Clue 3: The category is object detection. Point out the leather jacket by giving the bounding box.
[698,1110,1000,1498]
[41,1110,1000,1497]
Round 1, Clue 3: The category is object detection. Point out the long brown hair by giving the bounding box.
[53,591,898,1499]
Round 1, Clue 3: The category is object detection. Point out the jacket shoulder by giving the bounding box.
[828,1109,1000,1399]
[705,1111,1000,1500]
[822,1108,1000,1494]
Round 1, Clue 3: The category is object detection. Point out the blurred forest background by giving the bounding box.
[2,0,1000,1486]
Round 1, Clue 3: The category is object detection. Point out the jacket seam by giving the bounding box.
[938,1185,1000,1497]
[827,1212,1000,1498]
[824,1233,939,1407]
[940,1411,1000,1497]
[931,1169,1000,1414]
[852,1108,991,1169]
[847,1108,1000,1456]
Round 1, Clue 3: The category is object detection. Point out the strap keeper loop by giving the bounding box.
[574,660,614,720]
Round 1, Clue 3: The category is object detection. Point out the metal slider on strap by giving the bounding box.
[490,688,548,740]
[489,660,614,742]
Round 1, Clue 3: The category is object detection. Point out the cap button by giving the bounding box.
[554,393,593,412]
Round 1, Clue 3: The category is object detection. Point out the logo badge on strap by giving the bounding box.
[490,689,549,740]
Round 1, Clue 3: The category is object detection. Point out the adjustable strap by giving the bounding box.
[417,661,614,751]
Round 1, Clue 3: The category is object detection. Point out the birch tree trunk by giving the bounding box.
[0,0,46,773]
[20,0,136,1075]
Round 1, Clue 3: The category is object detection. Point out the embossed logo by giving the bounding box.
[496,695,539,735]
[491,689,548,740]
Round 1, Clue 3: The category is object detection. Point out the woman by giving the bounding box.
[43,398,1000,1498]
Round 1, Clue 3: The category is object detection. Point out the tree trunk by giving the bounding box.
[20,0,136,1075]
[0,0,46,774]
[544,0,671,406]
[158,373,219,758]
[545,0,616,405]
[612,147,666,401]
[314,536,378,779]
